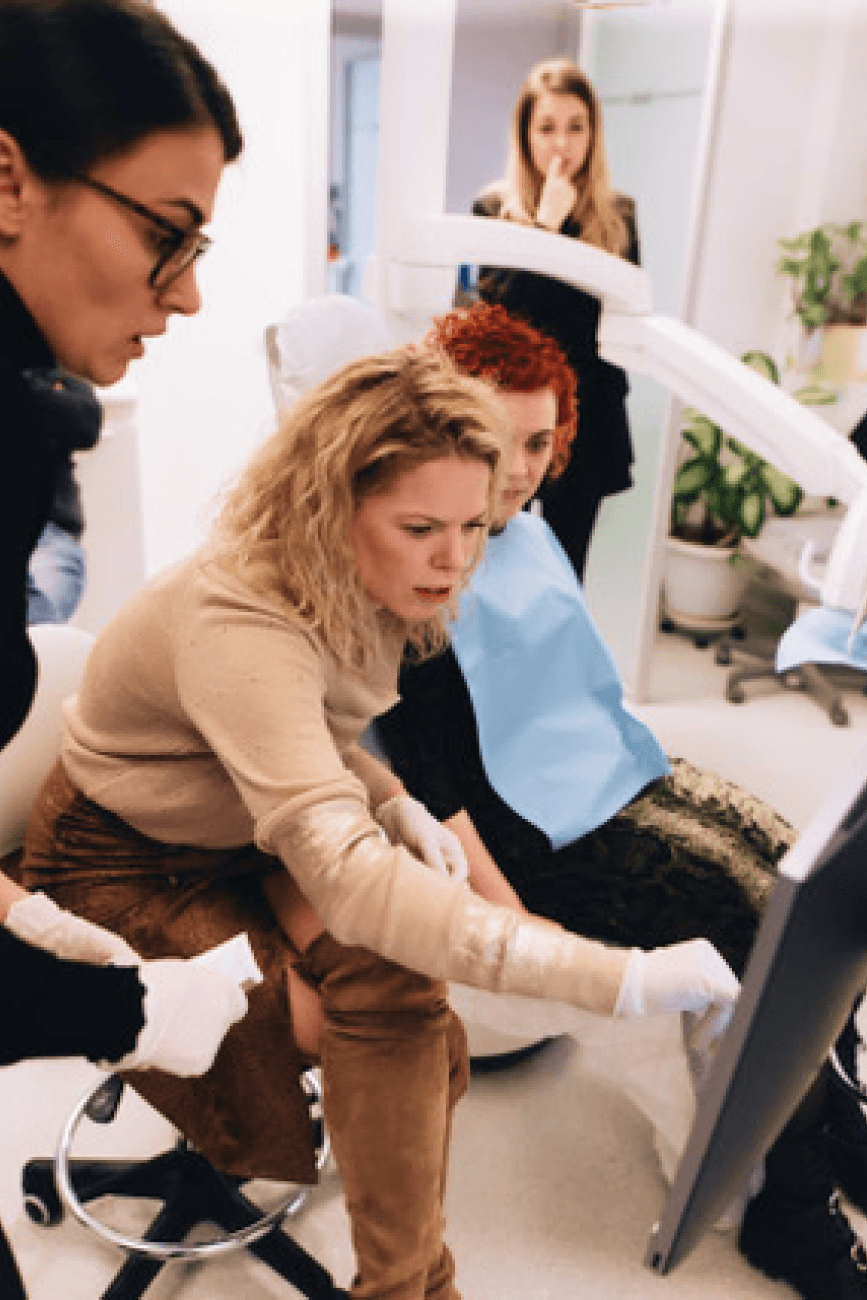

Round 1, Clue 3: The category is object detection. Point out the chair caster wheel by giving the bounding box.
[727,687,745,704]
[85,1075,124,1124]
[22,1166,62,1227]
[715,644,732,666]
[831,704,850,727]
[694,634,710,650]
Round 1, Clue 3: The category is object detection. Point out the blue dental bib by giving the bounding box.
[449,513,669,849]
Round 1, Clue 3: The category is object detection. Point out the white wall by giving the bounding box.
[128,0,329,576]
[445,1,580,216]
[692,0,867,362]
[580,1,723,698]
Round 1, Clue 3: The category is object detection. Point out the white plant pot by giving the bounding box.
[663,536,751,629]
[802,324,867,385]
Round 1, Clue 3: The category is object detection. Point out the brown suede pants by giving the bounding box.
[18,760,470,1299]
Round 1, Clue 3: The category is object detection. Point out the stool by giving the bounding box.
[22,1070,346,1300]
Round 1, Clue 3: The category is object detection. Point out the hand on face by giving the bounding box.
[527,90,591,230]
[535,155,578,232]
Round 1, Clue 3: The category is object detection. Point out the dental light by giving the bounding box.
[371,0,867,620]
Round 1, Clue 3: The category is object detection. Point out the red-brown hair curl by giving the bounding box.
[425,302,577,479]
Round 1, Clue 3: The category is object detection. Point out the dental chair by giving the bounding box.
[1,625,343,1300]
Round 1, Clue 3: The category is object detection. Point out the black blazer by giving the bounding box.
[471,188,640,499]
[0,270,101,747]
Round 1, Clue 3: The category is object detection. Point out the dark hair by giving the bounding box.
[0,0,242,179]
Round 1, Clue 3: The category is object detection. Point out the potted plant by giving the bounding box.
[664,351,832,630]
[777,220,867,383]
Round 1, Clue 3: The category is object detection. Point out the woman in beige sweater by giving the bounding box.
[18,347,737,1300]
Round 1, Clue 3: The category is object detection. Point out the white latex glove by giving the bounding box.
[613,938,740,1023]
[6,891,139,966]
[535,156,577,232]
[108,935,262,1078]
[375,794,469,882]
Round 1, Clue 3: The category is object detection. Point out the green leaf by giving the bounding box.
[722,460,750,490]
[778,234,811,254]
[741,350,780,384]
[681,414,721,457]
[843,260,867,299]
[793,383,837,406]
[800,300,829,328]
[760,463,803,516]
[738,489,766,538]
[672,456,714,501]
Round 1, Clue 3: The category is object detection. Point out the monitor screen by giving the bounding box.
[646,739,867,1275]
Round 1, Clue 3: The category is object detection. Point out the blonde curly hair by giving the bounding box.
[211,347,507,671]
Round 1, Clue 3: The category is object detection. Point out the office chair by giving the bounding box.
[713,511,866,726]
[1,625,345,1299]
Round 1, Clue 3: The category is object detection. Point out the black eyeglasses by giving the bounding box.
[72,174,212,292]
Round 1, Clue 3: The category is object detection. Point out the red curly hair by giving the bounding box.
[425,302,578,479]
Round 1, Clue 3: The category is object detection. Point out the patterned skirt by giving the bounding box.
[17,760,318,1184]
[509,756,795,978]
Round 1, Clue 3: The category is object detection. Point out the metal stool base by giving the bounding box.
[22,1072,343,1300]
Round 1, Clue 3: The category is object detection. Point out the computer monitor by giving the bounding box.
[646,738,867,1275]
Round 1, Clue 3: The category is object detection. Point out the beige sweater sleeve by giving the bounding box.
[172,574,628,1016]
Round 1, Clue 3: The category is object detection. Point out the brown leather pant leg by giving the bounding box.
[423,1010,470,1300]
[300,934,468,1300]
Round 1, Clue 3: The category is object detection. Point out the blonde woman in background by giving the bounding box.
[471,56,639,580]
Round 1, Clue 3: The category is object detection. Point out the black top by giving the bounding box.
[377,646,553,883]
[0,270,101,748]
[471,190,641,577]
[0,926,145,1067]
[0,271,142,1069]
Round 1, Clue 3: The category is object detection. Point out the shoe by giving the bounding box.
[826,1092,867,1216]
[740,1187,867,1299]
[824,1023,867,1216]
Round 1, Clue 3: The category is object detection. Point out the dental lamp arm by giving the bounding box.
[377,214,867,614]
[395,214,651,315]
[599,312,867,506]
[598,311,867,615]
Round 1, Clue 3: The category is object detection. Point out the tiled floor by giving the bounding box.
[3,617,867,1299]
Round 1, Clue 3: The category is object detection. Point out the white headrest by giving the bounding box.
[265,294,418,414]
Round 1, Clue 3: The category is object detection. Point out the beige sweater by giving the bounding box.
[63,552,625,1012]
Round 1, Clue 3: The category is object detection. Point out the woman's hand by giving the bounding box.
[7,894,260,1077]
[613,938,740,1030]
[375,794,469,881]
[5,891,139,965]
[535,155,577,232]
[109,937,261,1078]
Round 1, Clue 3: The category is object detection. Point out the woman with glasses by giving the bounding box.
[0,5,247,1295]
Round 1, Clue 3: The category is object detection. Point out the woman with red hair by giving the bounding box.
[376,302,867,1300]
